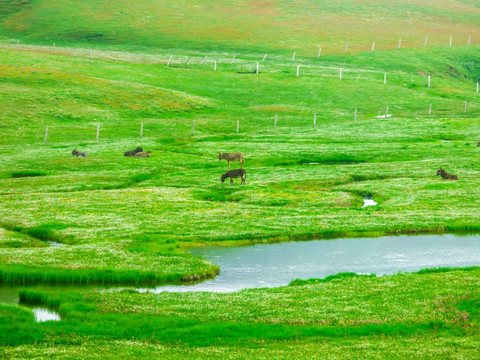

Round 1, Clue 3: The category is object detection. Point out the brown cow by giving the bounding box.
[436,168,458,180]
[218,152,244,168]
[134,151,151,158]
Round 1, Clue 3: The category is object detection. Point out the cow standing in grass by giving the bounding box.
[221,169,246,184]
[218,152,244,168]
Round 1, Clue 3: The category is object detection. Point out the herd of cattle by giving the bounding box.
[72,148,247,184]
[72,146,466,183]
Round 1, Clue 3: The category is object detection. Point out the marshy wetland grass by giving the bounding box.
[1,0,480,357]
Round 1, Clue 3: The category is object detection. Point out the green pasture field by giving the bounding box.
[1,0,480,357]
[0,268,479,358]
[0,44,480,282]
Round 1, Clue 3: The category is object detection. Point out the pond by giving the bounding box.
[0,234,479,308]
[148,233,480,293]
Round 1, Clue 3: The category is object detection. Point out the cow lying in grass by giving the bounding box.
[124,147,143,157]
[221,169,246,184]
[436,168,458,180]
[134,151,151,158]
[218,152,244,168]
[72,149,87,157]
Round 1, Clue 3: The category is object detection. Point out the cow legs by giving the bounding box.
[228,161,230,169]
[241,175,245,184]
[230,178,234,184]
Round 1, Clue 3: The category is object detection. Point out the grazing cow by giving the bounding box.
[124,147,143,157]
[221,168,246,184]
[134,151,151,158]
[218,152,244,168]
[72,149,88,157]
[477,140,480,147]
[436,168,458,180]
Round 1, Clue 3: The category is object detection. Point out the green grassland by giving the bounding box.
[1,44,480,283]
[1,0,480,54]
[1,0,480,358]
[1,268,479,358]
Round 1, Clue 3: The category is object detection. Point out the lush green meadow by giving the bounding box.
[1,268,479,358]
[1,0,480,358]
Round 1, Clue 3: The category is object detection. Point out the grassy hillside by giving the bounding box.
[0,0,480,358]
[1,0,480,54]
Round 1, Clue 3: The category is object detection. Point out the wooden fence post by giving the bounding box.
[167,55,173,66]
[140,123,143,138]
[371,41,375,51]
[354,108,357,121]
[96,124,100,141]
[191,120,196,135]
[44,126,48,142]
[317,48,322,58]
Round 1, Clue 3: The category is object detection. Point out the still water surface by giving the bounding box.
[150,234,480,293]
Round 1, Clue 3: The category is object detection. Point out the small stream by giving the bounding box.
[1,234,479,318]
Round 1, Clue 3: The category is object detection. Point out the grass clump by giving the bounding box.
[289,272,376,286]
